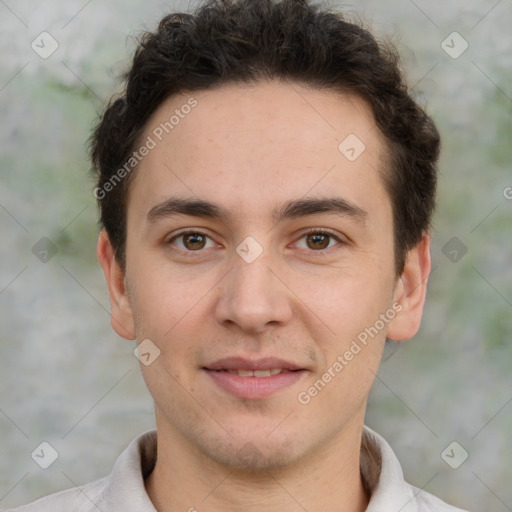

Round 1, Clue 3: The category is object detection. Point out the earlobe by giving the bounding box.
[96,229,136,340]
[387,233,432,342]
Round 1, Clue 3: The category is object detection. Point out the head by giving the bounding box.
[93,0,439,471]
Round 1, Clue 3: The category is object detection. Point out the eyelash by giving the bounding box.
[166,227,345,254]
[294,228,344,252]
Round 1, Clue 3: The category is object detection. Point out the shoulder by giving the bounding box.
[4,430,157,512]
[4,476,109,512]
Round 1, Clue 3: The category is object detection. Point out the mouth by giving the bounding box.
[203,357,308,399]
[215,368,294,377]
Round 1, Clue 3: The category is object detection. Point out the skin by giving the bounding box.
[98,80,431,512]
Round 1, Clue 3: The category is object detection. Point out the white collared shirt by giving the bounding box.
[6,426,469,511]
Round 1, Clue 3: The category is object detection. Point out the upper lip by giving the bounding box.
[204,357,304,371]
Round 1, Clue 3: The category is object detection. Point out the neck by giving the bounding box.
[145,417,370,512]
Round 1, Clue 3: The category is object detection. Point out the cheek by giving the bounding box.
[290,263,394,339]
[128,272,213,390]
[297,276,390,411]
[126,254,206,337]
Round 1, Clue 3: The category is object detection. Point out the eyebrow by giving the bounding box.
[275,197,367,224]
[147,197,227,224]
[146,196,367,225]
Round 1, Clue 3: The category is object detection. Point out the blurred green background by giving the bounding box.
[0,0,510,510]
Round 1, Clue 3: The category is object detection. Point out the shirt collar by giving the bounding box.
[361,426,419,511]
[101,426,415,511]
[102,429,158,510]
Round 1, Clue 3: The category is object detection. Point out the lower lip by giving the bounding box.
[204,369,307,399]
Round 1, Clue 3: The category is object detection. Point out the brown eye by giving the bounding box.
[182,233,207,250]
[305,232,331,250]
[168,230,216,253]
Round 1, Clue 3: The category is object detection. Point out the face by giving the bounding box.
[99,80,430,470]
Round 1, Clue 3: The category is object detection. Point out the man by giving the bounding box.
[9,0,468,510]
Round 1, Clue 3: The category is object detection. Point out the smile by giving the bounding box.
[221,368,289,377]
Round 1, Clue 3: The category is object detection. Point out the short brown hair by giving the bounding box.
[90,0,440,275]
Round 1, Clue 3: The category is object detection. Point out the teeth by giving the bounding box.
[253,369,271,377]
[224,369,285,377]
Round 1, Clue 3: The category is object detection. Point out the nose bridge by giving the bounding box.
[214,246,292,333]
[233,249,273,295]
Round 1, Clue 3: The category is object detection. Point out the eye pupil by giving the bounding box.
[184,233,206,250]
[307,233,329,250]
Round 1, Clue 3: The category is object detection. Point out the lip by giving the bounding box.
[203,356,308,400]
[205,356,304,372]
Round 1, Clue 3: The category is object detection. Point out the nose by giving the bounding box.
[214,250,293,334]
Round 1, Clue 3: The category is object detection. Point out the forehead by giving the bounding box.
[129,80,389,222]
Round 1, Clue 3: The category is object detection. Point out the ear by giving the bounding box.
[387,232,432,342]
[96,229,136,340]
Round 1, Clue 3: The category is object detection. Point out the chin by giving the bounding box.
[201,433,304,472]
[188,413,322,473]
